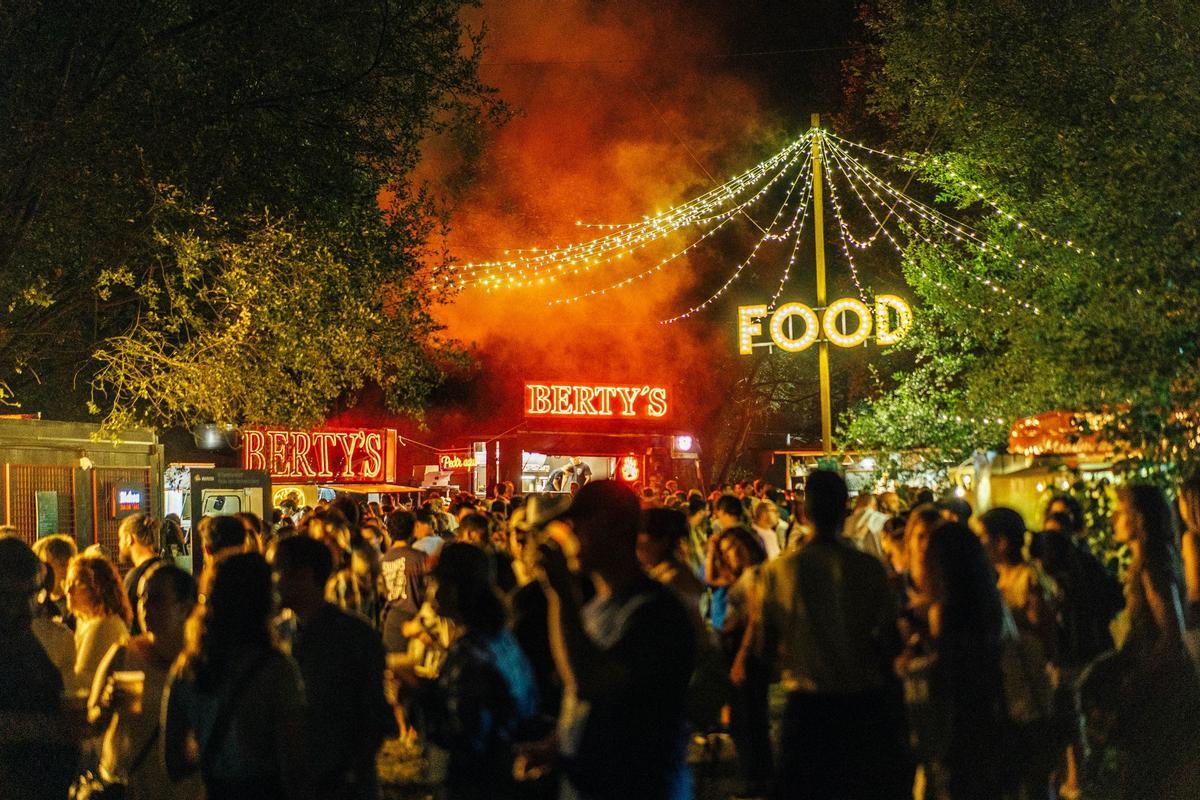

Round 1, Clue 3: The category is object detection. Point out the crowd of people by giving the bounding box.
[2,472,1199,799]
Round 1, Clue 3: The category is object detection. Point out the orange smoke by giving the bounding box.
[417,0,787,434]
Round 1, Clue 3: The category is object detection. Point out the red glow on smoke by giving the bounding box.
[418,0,780,434]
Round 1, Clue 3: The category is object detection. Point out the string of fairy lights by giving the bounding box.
[451,124,1091,321]
[820,137,1040,315]
[818,142,995,317]
[822,131,1100,260]
[449,132,813,289]
[553,150,814,306]
[661,153,815,324]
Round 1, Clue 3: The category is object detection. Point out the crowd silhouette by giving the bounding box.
[2,472,1199,799]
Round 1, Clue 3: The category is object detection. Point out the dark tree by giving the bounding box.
[0,0,504,429]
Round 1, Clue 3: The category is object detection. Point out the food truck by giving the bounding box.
[951,411,1119,526]
[232,378,703,506]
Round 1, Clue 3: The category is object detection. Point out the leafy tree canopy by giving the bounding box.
[843,0,1200,467]
[0,0,502,430]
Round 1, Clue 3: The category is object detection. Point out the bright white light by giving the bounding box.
[675,435,693,452]
[954,486,966,497]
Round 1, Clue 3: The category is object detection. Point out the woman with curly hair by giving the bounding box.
[163,552,307,799]
[66,552,131,693]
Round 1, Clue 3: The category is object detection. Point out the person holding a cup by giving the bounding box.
[89,563,200,799]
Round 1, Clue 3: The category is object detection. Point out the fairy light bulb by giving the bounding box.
[769,303,819,352]
[822,298,872,347]
[874,295,913,345]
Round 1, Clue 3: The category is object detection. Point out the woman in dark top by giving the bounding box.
[1111,484,1200,799]
[399,543,537,800]
[163,552,308,800]
[904,522,1006,799]
[0,538,79,800]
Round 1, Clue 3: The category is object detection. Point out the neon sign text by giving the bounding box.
[524,383,668,419]
[738,294,912,354]
[242,428,396,483]
[117,490,142,511]
[438,453,477,471]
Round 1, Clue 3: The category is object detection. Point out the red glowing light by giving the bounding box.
[242,427,397,483]
[618,455,641,483]
[524,382,668,419]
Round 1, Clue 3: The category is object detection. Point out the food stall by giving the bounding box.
[951,411,1118,526]
[449,381,703,494]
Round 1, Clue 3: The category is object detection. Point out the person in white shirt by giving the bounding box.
[65,553,131,694]
[760,471,909,798]
[750,500,784,560]
[844,493,887,560]
[90,564,202,800]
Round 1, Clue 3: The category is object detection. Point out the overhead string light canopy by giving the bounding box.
[819,136,1040,316]
[455,124,1092,320]
[450,130,815,290]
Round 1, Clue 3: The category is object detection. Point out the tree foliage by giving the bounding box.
[839,310,1005,470]
[90,187,457,432]
[0,0,502,428]
[845,0,1200,469]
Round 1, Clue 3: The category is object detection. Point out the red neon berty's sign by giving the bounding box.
[242,428,397,483]
[524,382,668,420]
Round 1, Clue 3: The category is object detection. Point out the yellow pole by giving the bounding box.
[811,113,833,456]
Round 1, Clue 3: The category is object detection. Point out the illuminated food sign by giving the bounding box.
[242,428,398,483]
[737,294,912,354]
[438,452,478,471]
[117,490,142,512]
[524,382,669,420]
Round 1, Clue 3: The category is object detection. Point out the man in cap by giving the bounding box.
[536,481,695,800]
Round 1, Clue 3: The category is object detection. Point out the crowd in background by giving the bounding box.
[2,471,1200,799]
